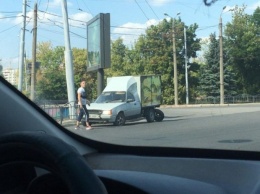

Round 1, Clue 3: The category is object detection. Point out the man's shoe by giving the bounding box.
[86,126,92,130]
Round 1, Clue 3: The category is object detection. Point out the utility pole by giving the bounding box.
[184,27,189,105]
[172,19,178,106]
[61,0,76,118]
[24,52,28,91]
[18,0,27,91]
[30,2,37,101]
[164,13,180,106]
[219,6,226,105]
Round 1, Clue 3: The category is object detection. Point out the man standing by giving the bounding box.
[75,80,92,130]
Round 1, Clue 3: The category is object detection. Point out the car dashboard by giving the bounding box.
[88,153,260,194]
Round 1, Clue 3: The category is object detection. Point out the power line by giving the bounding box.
[0,15,21,19]
[38,9,88,24]
[38,9,148,31]
[0,23,22,34]
[197,25,218,31]
[38,20,86,39]
[135,0,149,21]
[144,0,159,20]
[79,0,93,15]
[40,0,49,21]
[0,11,20,13]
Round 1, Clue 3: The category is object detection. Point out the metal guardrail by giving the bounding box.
[193,94,260,104]
[36,101,78,124]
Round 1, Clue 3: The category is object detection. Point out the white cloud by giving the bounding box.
[48,0,73,8]
[112,19,160,46]
[248,2,260,10]
[0,13,13,24]
[149,0,173,6]
[146,19,159,26]
[13,11,34,26]
[112,22,145,46]
[49,0,62,7]
[69,12,92,26]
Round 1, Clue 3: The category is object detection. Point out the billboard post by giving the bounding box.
[87,13,110,96]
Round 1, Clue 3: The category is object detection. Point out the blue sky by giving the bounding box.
[1,0,260,69]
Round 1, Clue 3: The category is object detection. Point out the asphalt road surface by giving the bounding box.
[68,104,260,151]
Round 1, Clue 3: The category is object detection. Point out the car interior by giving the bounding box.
[1,66,260,193]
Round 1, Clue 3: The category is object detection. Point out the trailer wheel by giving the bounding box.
[146,108,155,123]
[114,112,126,126]
[154,109,164,122]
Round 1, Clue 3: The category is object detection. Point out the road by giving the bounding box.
[67,104,260,151]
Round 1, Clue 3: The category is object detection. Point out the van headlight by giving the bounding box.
[103,110,112,115]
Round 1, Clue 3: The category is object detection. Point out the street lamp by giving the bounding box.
[164,12,180,106]
[219,6,226,105]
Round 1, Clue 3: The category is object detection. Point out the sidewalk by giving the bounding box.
[62,119,76,128]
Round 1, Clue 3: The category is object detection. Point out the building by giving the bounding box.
[2,68,18,86]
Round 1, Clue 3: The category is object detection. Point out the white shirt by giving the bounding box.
[77,87,87,105]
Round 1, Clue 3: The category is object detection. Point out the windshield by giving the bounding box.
[1,0,260,151]
[95,92,126,103]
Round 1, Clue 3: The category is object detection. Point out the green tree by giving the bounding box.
[106,19,201,104]
[36,43,96,101]
[36,43,67,101]
[199,33,237,98]
[131,19,201,104]
[225,6,260,94]
[105,38,128,77]
[73,48,96,101]
[252,7,260,26]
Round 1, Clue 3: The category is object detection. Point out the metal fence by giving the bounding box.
[193,94,260,104]
[35,100,78,124]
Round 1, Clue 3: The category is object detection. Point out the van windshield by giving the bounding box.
[95,92,126,103]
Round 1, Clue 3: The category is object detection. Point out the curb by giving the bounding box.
[159,103,260,108]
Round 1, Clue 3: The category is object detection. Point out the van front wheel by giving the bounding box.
[114,112,126,126]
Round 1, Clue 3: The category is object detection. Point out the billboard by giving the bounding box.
[87,13,110,72]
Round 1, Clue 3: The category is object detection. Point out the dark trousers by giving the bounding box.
[77,105,89,122]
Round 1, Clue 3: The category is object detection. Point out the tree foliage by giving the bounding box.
[73,48,96,101]
[107,19,201,104]
[225,6,260,94]
[36,42,67,100]
[199,33,237,97]
[35,43,95,101]
[32,6,260,104]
